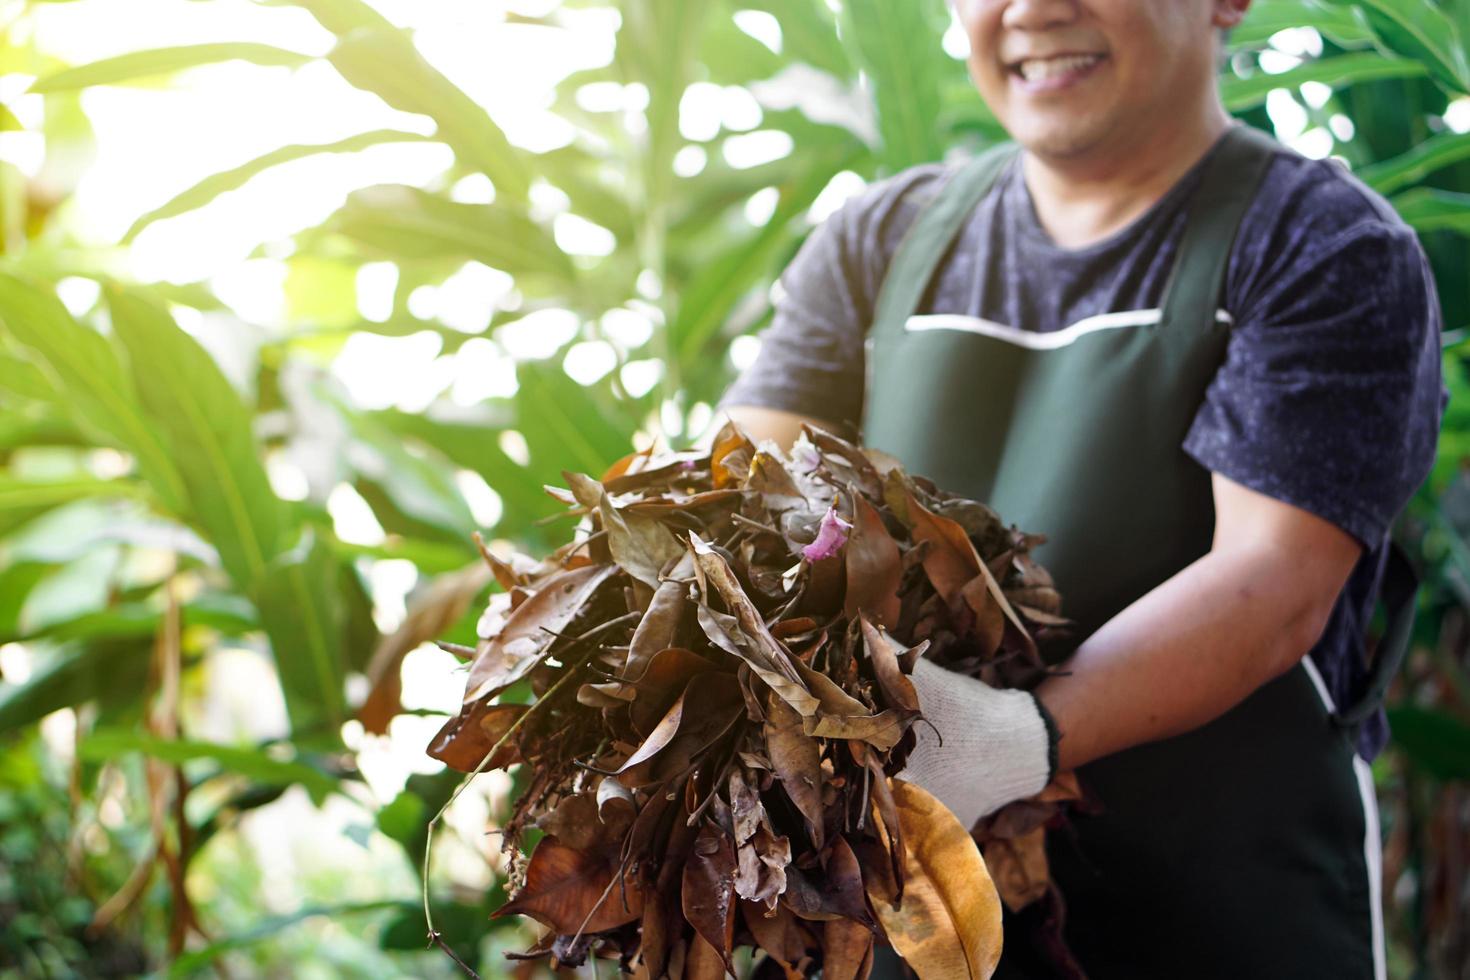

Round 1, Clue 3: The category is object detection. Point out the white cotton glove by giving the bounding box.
[900,656,1059,830]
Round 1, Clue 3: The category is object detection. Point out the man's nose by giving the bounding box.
[1000,0,1080,30]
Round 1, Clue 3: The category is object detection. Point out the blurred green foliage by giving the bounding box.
[0,0,1466,975]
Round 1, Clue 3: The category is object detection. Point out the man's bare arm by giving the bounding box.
[718,405,834,452]
[1035,471,1363,771]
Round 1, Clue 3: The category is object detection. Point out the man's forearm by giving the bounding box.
[1034,544,1336,771]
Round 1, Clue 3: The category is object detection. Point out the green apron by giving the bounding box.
[861,125,1399,979]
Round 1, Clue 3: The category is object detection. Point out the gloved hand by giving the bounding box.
[900,656,1060,830]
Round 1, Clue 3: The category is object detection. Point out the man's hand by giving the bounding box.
[901,657,1058,829]
[1035,471,1363,771]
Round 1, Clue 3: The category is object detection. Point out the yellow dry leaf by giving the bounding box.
[868,779,1003,980]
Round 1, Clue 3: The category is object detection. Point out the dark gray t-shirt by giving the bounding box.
[720,133,1449,759]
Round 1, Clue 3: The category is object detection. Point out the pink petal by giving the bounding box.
[802,506,853,562]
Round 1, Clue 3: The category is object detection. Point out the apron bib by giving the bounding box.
[861,126,1388,979]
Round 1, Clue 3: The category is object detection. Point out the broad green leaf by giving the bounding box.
[326,184,574,283]
[79,729,343,803]
[12,597,258,645]
[623,0,713,218]
[673,147,859,369]
[0,272,187,513]
[0,639,151,733]
[0,563,50,642]
[105,284,287,589]
[336,403,479,544]
[252,526,347,740]
[839,0,948,169]
[0,349,55,402]
[28,43,314,93]
[734,0,851,81]
[1361,131,1470,195]
[1231,0,1374,48]
[262,0,397,34]
[0,476,147,539]
[1320,0,1470,94]
[1387,704,1470,779]
[367,409,560,536]
[324,28,530,201]
[700,15,784,86]
[166,901,408,977]
[1390,187,1470,236]
[515,361,638,478]
[123,129,435,243]
[1221,51,1427,111]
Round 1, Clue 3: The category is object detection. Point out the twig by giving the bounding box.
[428,931,484,979]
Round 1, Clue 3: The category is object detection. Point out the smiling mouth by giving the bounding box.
[1009,53,1107,85]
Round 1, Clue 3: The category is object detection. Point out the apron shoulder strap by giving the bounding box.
[868,142,1020,342]
[1160,123,1280,326]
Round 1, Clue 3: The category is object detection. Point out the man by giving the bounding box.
[717,1,1448,977]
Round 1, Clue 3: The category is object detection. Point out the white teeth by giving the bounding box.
[1017,54,1103,82]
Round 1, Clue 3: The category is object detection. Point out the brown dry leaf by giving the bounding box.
[710,422,754,489]
[426,701,525,773]
[692,542,819,718]
[791,659,906,751]
[844,491,902,628]
[621,553,694,685]
[763,692,825,852]
[858,615,920,714]
[566,472,684,590]
[493,836,644,934]
[740,900,807,979]
[686,930,733,980]
[735,822,791,909]
[822,918,875,980]
[981,829,1050,912]
[905,491,1035,662]
[463,563,616,703]
[682,822,738,974]
[868,779,1003,980]
[617,672,743,786]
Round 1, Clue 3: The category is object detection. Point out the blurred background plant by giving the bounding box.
[0,0,1465,976]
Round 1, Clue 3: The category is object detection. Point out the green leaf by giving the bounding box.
[166,901,408,977]
[515,361,638,479]
[326,184,574,283]
[1231,0,1374,49]
[324,27,531,200]
[0,349,55,402]
[0,639,151,734]
[28,43,314,93]
[838,0,948,169]
[251,526,348,740]
[673,146,858,368]
[1320,0,1470,94]
[105,284,287,589]
[1360,131,1470,195]
[0,272,188,513]
[0,476,147,539]
[733,0,851,81]
[78,729,343,803]
[1221,51,1428,111]
[123,129,435,243]
[338,407,479,544]
[1387,704,1470,779]
[1389,187,1470,237]
[368,409,560,536]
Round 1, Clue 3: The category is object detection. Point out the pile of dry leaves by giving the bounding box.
[426,422,1086,979]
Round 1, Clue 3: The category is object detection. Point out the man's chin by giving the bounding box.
[1010,123,1113,164]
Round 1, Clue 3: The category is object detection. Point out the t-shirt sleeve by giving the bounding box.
[717,166,948,430]
[1182,216,1448,549]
